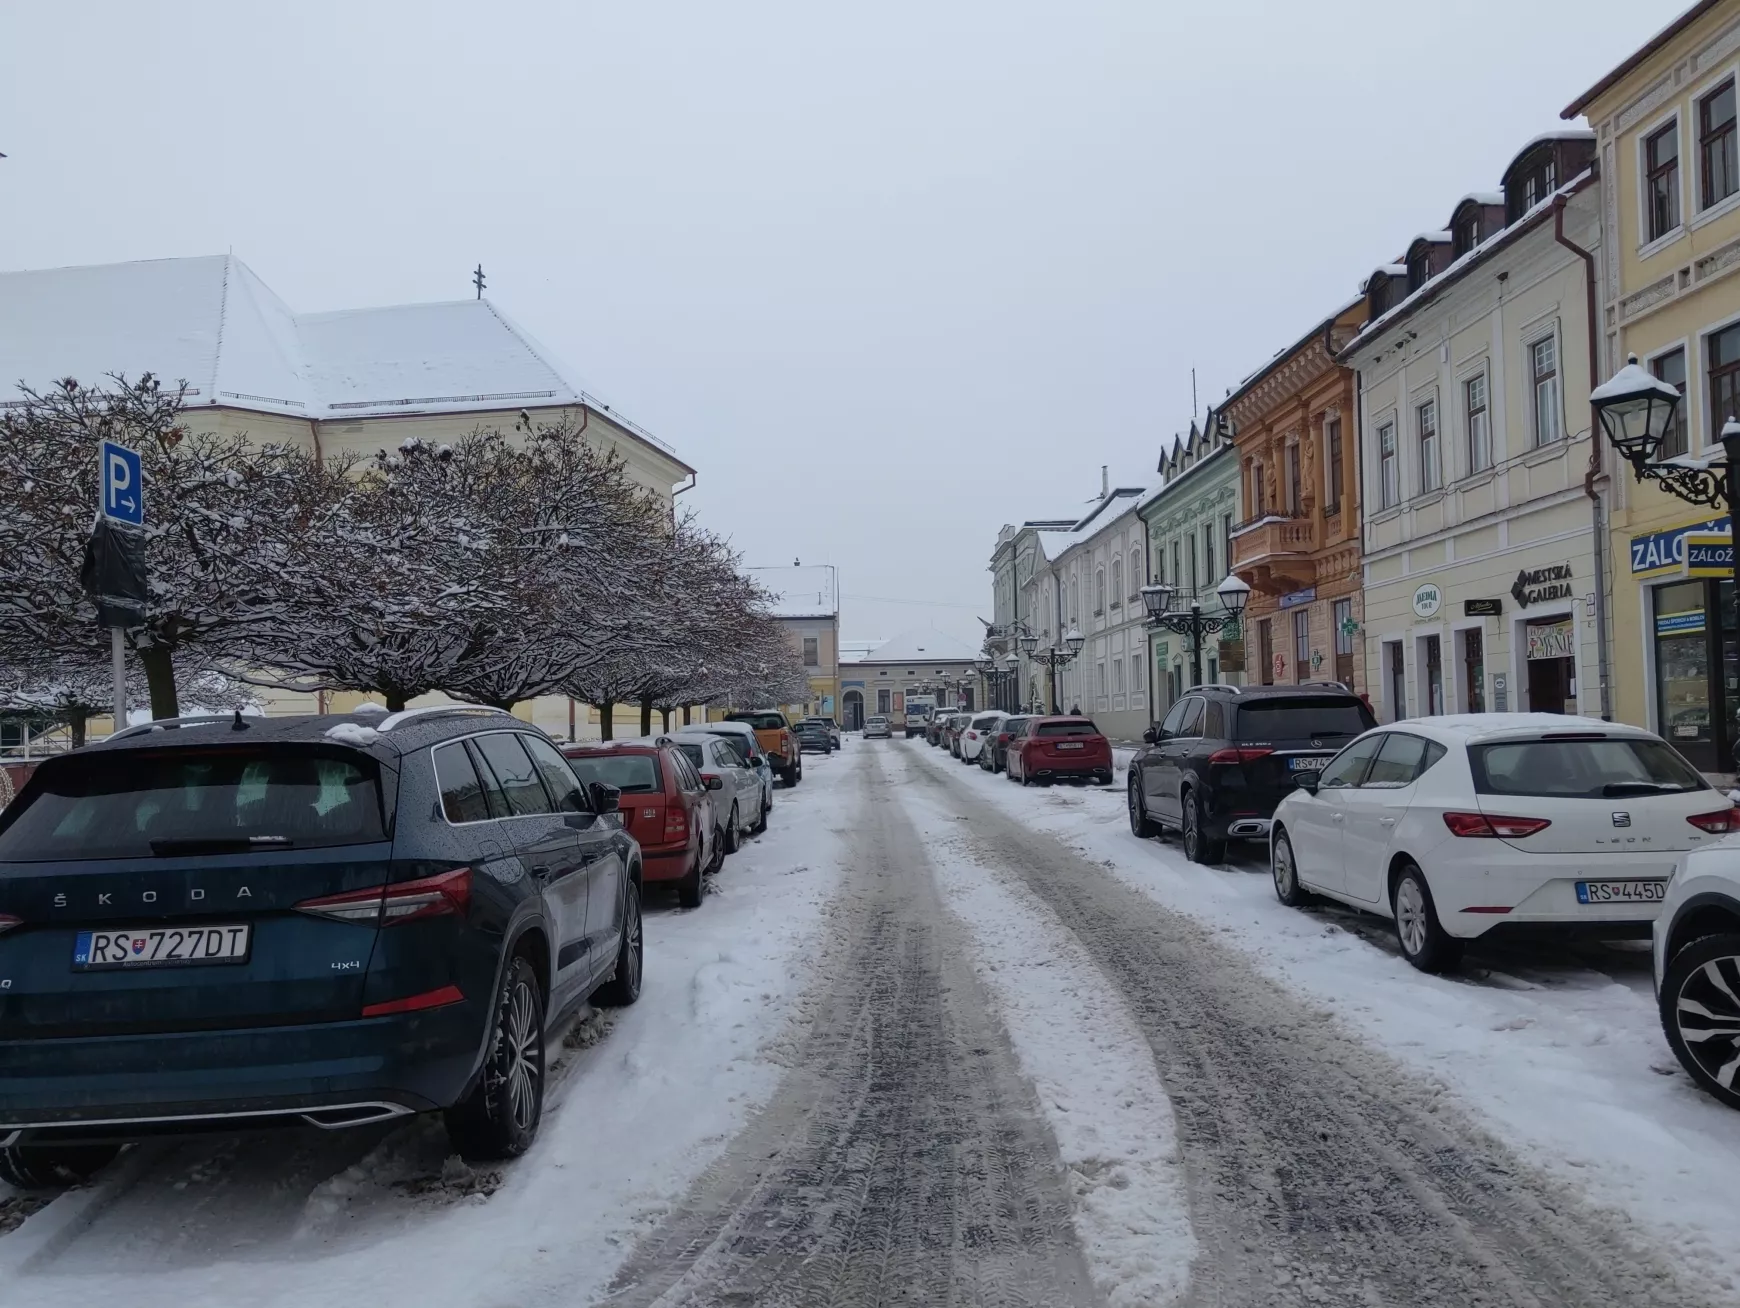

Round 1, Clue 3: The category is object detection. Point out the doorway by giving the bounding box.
[1385,640,1406,721]
[1525,617,1576,715]
[1421,635,1444,715]
[842,690,864,731]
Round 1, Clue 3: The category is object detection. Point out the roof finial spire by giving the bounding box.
[473,264,486,300]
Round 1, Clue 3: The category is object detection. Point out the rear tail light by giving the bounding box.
[297,867,472,927]
[665,805,689,838]
[1208,747,1275,765]
[1443,812,1552,838]
[0,914,20,936]
[1688,807,1740,833]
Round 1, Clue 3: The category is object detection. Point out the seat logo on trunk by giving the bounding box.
[1612,812,1632,827]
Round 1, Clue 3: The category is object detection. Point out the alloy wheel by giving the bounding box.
[1273,837,1296,898]
[1672,951,1740,1090]
[502,977,543,1133]
[1395,877,1429,956]
[622,890,643,994]
[1184,802,1199,859]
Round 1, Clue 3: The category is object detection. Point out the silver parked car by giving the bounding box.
[864,714,892,739]
[676,722,774,819]
[672,734,769,852]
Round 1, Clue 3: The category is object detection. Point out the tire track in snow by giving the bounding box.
[897,750,1197,1308]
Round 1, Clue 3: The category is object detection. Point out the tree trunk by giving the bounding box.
[661,707,672,732]
[384,691,407,712]
[599,700,614,741]
[70,711,88,748]
[139,646,179,719]
[640,696,653,737]
[682,704,692,725]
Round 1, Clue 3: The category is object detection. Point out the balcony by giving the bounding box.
[1231,510,1317,594]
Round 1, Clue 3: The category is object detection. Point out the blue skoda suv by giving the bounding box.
[0,706,643,1188]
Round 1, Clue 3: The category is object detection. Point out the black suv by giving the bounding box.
[1128,684,1377,863]
[0,707,643,1189]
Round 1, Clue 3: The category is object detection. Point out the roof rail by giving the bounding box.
[107,715,234,743]
[1193,683,1242,694]
[377,705,516,732]
[1297,680,1351,692]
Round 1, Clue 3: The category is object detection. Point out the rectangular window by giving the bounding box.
[1113,658,1125,694]
[1293,609,1310,683]
[877,689,891,715]
[1285,442,1302,513]
[1131,653,1144,691]
[1333,598,1353,656]
[1701,79,1738,210]
[1461,627,1486,713]
[1653,347,1688,459]
[1095,570,1105,615]
[1172,541,1181,591]
[1252,463,1265,515]
[1379,420,1399,507]
[802,637,819,667]
[1465,374,1491,472]
[1202,524,1215,586]
[1531,338,1561,446]
[1258,619,1274,685]
[1647,119,1682,239]
[1110,558,1123,608]
[1096,662,1107,695]
[1222,513,1233,576]
[1188,535,1199,592]
[1418,399,1440,492]
[1325,416,1343,511]
[1710,325,1740,446]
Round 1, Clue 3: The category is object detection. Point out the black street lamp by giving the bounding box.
[1027,628,1085,714]
[1141,574,1251,691]
[1591,354,1725,506]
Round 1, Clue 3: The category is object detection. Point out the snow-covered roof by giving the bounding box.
[749,564,838,618]
[1410,231,1453,246]
[0,255,682,460]
[838,638,888,664]
[846,627,981,665]
[1455,192,1505,210]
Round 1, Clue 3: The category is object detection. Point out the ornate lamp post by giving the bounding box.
[1141,574,1251,691]
[1027,628,1085,714]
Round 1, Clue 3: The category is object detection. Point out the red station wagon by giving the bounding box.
[563,740,719,907]
[1007,716,1114,787]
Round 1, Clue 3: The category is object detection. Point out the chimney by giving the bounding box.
[1100,465,1108,497]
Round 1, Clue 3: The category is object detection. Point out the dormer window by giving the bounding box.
[1368,276,1392,319]
[1407,253,1430,291]
[1453,212,1481,258]
[1507,150,1558,223]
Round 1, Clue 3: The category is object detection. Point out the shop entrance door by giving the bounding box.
[1527,657,1574,714]
[1422,635,1444,715]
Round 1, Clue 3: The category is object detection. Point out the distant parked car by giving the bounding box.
[800,717,842,749]
[725,711,802,786]
[671,733,767,852]
[794,721,834,754]
[1129,683,1376,865]
[944,713,974,757]
[565,737,719,908]
[982,715,1031,772]
[1270,715,1736,973]
[926,711,957,747]
[864,715,892,739]
[1007,716,1113,786]
[0,708,644,1190]
[1655,830,1740,1112]
[675,722,774,819]
[959,711,1008,764]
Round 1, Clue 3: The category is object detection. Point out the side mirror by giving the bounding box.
[1142,727,1158,744]
[704,775,724,791]
[1294,774,1320,795]
[589,781,621,814]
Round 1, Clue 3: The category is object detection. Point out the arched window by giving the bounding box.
[1129,548,1143,598]
[1095,569,1106,615]
[1070,578,1079,626]
[1111,558,1123,608]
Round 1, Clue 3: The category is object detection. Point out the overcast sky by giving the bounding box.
[1,0,1682,648]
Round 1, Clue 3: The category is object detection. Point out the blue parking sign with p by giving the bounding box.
[100,440,143,525]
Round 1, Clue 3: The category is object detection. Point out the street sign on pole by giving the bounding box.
[100,440,143,525]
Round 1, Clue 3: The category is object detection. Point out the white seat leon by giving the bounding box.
[1269,714,1739,972]
[959,711,1008,764]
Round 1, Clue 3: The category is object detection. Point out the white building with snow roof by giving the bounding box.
[838,627,984,731]
[1338,129,1603,726]
[0,254,696,739]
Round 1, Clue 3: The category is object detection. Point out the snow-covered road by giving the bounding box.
[5,737,1738,1306]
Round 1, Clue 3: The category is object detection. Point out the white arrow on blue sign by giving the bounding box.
[100,440,143,525]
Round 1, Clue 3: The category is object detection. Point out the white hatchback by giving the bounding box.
[959,711,1008,764]
[1269,714,1740,972]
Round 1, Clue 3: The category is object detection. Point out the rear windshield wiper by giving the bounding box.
[149,835,294,856]
[1601,781,1685,796]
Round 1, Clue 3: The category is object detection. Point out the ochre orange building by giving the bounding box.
[1226,299,1369,693]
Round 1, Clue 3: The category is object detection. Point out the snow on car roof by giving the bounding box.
[1398,714,1657,744]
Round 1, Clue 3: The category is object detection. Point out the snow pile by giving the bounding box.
[351,702,388,716]
[323,722,381,746]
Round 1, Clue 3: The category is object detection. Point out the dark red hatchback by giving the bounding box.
[1007,717,1114,786]
[563,741,718,908]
